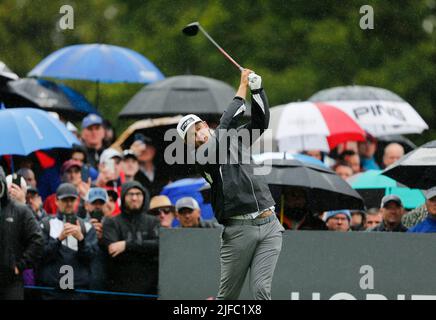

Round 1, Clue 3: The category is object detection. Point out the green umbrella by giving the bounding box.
[347,170,425,209]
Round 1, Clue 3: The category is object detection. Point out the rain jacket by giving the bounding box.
[36,213,98,289]
[195,88,275,224]
[0,167,44,286]
[103,181,159,295]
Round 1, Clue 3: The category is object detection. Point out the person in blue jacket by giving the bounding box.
[408,187,436,233]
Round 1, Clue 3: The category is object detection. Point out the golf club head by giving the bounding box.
[182,22,200,36]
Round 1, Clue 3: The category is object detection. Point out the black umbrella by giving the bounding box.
[0,61,19,83]
[377,134,416,151]
[382,140,436,189]
[118,75,250,119]
[374,134,416,166]
[261,159,364,212]
[0,78,98,120]
[309,85,405,102]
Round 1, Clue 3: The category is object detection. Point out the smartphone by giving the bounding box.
[90,210,104,222]
[65,214,77,225]
[12,173,23,187]
[81,165,89,182]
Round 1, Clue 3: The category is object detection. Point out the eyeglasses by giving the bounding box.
[125,192,143,198]
[149,207,174,216]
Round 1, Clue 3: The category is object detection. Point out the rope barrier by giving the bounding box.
[24,285,159,298]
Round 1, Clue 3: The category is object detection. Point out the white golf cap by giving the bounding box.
[424,187,436,200]
[99,148,122,165]
[175,197,200,211]
[177,114,203,141]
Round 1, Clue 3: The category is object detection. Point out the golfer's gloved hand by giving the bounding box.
[248,72,262,91]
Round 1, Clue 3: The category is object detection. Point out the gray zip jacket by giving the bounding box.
[195,88,275,224]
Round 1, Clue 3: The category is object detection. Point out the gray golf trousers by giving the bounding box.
[217,214,284,300]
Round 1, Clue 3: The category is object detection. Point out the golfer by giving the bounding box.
[177,69,284,300]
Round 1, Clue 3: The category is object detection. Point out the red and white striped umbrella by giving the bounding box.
[269,102,366,152]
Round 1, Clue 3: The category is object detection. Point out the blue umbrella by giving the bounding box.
[0,108,80,156]
[160,178,214,227]
[28,43,165,107]
[28,44,165,83]
[57,82,99,116]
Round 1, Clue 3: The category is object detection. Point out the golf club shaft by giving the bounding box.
[198,25,244,72]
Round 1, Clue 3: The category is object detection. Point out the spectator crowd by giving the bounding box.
[1,113,435,300]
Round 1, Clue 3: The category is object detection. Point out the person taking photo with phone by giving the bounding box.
[36,183,99,300]
[84,187,111,291]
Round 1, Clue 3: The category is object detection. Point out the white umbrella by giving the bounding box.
[309,86,428,136]
[267,102,366,152]
[0,61,19,82]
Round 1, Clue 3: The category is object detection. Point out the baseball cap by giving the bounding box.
[134,133,155,147]
[175,197,200,212]
[99,148,122,165]
[177,114,202,141]
[380,195,403,208]
[424,187,436,200]
[61,159,82,174]
[323,210,351,222]
[56,183,79,200]
[82,114,103,129]
[86,187,108,203]
[122,149,138,161]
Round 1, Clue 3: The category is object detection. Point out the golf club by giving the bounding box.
[182,21,243,72]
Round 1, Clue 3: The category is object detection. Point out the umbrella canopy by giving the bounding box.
[111,115,182,151]
[256,158,364,212]
[374,134,416,165]
[308,85,428,136]
[348,170,425,209]
[28,43,164,83]
[0,108,79,156]
[251,152,327,167]
[382,140,436,189]
[0,78,98,120]
[110,115,196,181]
[0,61,19,83]
[268,102,365,152]
[377,134,417,151]
[118,75,245,118]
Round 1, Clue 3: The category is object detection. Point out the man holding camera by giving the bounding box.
[37,183,98,300]
[0,167,43,300]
